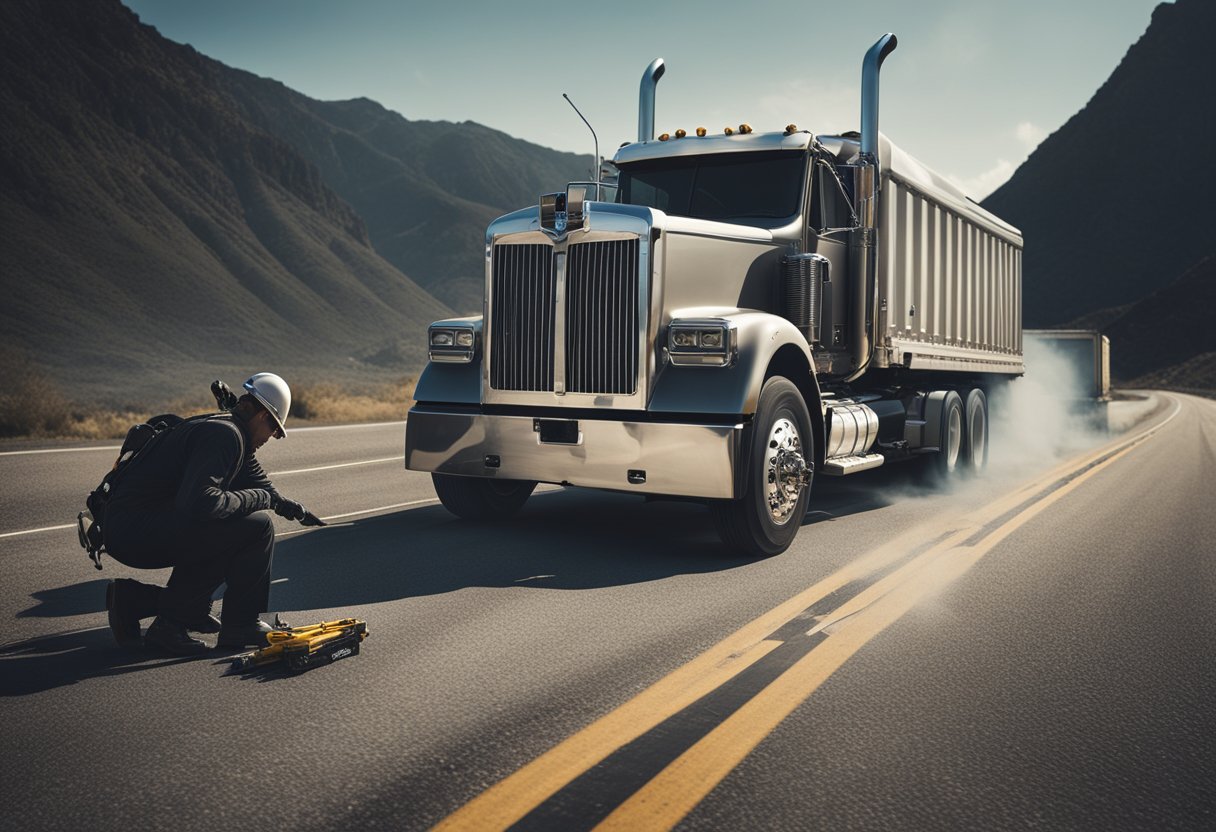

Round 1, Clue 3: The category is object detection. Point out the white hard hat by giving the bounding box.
[243,372,291,437]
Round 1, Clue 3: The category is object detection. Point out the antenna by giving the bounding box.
[563,93,600,200]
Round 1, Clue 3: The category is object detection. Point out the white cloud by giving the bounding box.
[947,158,1016,201]
[950,122,1049,200]
[1015,121,1047,150]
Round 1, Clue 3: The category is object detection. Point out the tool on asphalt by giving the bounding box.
[299,511,328,527]
[230,617,368,672]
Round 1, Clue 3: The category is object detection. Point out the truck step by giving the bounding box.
[821,453,885,476]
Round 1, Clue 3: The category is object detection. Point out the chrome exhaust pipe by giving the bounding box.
[638,58,666,143]
[860,33,898,162]
[846,34,897,381]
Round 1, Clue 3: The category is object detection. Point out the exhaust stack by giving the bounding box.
[860,33,898,161]
[638,58,666,142]
[847,33,898,381]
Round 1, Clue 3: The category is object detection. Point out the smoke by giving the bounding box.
[987,338,1108,478]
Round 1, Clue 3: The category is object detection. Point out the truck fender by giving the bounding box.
[412,317,483,405]
[648,309,824,465]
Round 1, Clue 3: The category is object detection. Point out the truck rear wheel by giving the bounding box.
[431,474,536,521]
[710,377,813,558]
[962,388,989,474]
[932,390,965,479]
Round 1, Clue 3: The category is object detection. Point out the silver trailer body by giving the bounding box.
[864,134,1022,375]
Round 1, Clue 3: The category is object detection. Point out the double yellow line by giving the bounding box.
[437,396,1179,831]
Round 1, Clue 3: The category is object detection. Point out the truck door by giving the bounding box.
[810,156,851,354]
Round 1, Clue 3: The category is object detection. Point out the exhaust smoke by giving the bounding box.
[987,339,1110,478]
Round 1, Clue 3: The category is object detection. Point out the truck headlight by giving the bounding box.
[667,320,736,367]
[428,323,477,363]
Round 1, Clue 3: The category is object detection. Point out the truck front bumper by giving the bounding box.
[405,406,744,499]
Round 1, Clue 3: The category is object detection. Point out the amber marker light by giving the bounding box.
[739,123,753,134]
[675,128,686,138]
[696,127,707,137]
[724,127,734,135]
[659,133,670,141]
[784,123,798,135]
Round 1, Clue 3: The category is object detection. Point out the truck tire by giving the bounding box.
[962,388,989,474]
[431,474,536,521]
[932,390,965,479]
[710,377,813,558]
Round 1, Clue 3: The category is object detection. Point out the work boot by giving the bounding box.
[181,603,222,635]
[109,579,220,641]
[216,618,277,649]
[105,579,143,648]
[144,616,209,656]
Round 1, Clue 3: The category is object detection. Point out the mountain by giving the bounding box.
[0,0,452,407]
[207,75,593,314]
[983,0,1216,330]
[1101,255,1216,384]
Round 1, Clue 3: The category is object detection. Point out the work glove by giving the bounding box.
[272,495,307,522]
[299,511,328,527]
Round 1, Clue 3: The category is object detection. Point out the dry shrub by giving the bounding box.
[0,349,75,437]
[0,363,418,439]
[290,379,416,424]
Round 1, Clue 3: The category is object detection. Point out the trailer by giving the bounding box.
[1023,330,1110,401]
[406,34,1024,556]
[1024,329,1111,431]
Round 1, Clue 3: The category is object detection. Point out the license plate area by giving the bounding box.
[534,418,580,445]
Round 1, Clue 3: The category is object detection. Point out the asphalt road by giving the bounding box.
[1,392,1211,830]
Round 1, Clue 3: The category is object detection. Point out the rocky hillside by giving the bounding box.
[983,0,1216,330]
[1101,255,1216,385]
[0,0,451,407]
[211,73,592,314]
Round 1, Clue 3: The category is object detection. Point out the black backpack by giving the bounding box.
[77,409,245,570]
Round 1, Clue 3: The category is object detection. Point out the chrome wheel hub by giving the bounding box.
[765,418,810,526]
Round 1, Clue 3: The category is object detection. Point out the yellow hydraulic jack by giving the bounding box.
[230,618,368,672]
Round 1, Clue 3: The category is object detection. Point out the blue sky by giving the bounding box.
[124,0,1167,199]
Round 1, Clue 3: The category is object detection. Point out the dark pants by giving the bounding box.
[105,510,275,624]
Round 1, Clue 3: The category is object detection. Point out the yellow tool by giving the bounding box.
[230,618,368,672]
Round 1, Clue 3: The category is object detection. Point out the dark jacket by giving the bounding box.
[107,415,275,522]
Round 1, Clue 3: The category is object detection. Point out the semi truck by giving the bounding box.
[405,34,1024,557]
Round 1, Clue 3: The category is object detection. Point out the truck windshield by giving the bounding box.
[616,150,806,226]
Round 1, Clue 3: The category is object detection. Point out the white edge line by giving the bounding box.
[0,523,76,539]
[288,420,405,433]
[276,498,441,536]
[277,488,565,536]
[271,457,400,476]
[0,420,406,457]
[0,445,121,457]
[0,497,442,542]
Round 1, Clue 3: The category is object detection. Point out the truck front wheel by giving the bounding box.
[710,377,814,558]
[432,474,536,521]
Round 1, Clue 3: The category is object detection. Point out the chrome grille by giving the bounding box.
[565,238,640,394]
[490,243,554,391]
